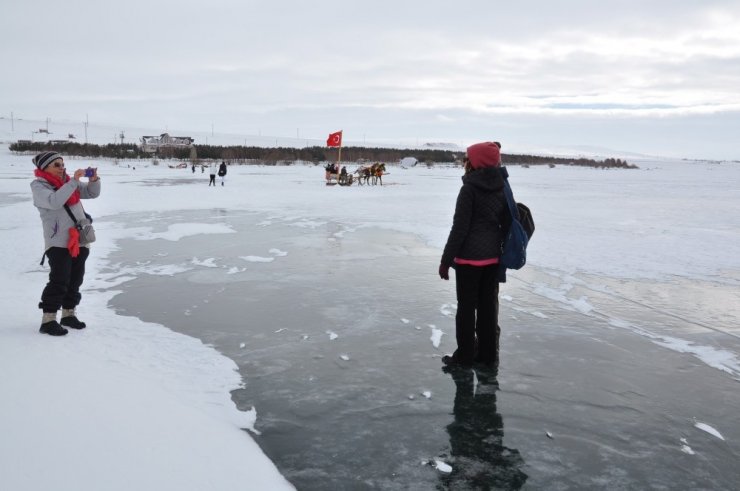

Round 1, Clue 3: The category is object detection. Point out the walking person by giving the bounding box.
[208,162,218,186]
[31,152,101,336]
[218,160,227,186]
[439,142,510,368]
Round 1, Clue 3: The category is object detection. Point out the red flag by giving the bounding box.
[326,130,342,148]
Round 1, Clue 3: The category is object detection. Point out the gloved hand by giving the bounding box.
[439,264,449,280]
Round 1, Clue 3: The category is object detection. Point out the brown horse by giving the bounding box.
[371,163,386,186]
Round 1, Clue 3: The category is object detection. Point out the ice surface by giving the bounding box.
[3,145,740,489]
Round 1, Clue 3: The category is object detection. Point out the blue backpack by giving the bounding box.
[500,168,535,270]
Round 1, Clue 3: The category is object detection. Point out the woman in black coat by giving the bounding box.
[439,142,510,368]
[218,161,228,186]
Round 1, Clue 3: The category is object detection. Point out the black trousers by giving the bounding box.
[454,264,500,364]
[39,246,90,313]
[209,174,216,186]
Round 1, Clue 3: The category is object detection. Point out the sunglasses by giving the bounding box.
[51,162,65,168]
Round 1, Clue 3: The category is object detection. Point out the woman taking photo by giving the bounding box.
[31,151,101,336]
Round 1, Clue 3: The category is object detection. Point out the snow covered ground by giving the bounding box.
[1,142,739,489]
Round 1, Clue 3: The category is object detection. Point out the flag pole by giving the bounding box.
[337,130,343,165]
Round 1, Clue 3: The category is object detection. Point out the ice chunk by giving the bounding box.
[434,460,452,473]
[695,422,725,440]
[680,438,695,455]
[429,327,444,348]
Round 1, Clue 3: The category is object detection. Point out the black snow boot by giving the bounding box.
[442,353,473,369]
[60,316,86,329]
[40,320,68,336]
[60,308,87,329]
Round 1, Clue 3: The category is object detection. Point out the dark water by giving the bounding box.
[107,209,740,490]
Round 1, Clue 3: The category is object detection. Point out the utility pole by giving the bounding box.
[84,114,89,143]
[10,111,14,132]
[211,123,214,137]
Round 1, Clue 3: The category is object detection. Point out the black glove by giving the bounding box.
[439,264,449,280]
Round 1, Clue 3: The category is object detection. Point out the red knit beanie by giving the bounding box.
[466,142,501,169]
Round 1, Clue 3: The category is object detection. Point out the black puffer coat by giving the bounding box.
[441,167,511,268]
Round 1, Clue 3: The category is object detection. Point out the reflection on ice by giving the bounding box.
[440,367,528,489]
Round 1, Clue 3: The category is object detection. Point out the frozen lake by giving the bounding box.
[3,151,739,489]
[106,208,740,489]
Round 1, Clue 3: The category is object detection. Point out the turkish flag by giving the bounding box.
[326,130,342,147]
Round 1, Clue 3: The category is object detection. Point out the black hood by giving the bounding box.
[461,167,505,192]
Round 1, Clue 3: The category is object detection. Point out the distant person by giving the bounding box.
[208,162,218,186]
[191,163,196,173]
[31,152,101,336]
[218,160,227,186]
[439,142,510,368]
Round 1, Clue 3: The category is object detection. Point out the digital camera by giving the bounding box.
[84,167,94,178]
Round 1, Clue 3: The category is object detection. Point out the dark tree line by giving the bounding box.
[9,140,636,168]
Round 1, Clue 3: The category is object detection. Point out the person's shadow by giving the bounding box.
[440,366,528,490]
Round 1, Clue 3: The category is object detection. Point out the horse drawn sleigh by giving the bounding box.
[325,163,386,186]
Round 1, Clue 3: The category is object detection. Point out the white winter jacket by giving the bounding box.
[31,177,101,250]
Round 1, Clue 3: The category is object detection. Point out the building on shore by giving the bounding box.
[141,133,194,153]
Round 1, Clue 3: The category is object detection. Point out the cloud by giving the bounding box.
[2,0,739,158]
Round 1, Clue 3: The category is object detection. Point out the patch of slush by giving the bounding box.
[136,222,236,241]
[326,331,338,340]
[340,355,350,361]
[533,283,593,314]
[607,318,740,377]
[288,219,327,229]
[192,257,218,268]
[128,263,191,277]
[400,318,410,324]
[240,255,275,263]
[680,438,696,455]
[269,248,288,257]
[440,303,455,316]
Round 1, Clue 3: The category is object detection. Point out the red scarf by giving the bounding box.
[34,168,80,205]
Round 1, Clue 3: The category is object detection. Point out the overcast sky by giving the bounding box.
[2,0,739,159]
